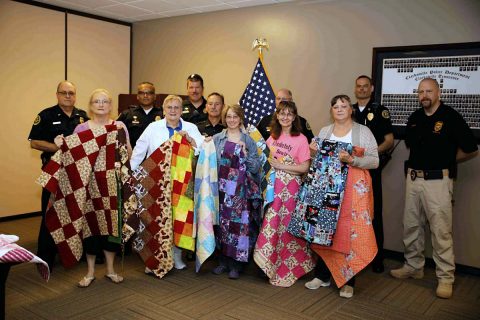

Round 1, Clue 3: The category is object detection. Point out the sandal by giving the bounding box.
[105,273,124,284]
[77,276,95,288]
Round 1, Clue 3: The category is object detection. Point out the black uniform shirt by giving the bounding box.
[353,100,393,146]
[405,102,478,172]
[117,105,163,148]
[197,119,225,137]
[28,104,88,164]
[181,97,207,124]
[256,113,315,143]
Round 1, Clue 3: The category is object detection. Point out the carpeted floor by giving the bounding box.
[2,216,480,319]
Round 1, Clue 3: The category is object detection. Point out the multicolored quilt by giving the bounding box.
[288,138,352,246]
[123,139,174,278]
[170,134,195,251]
[123,133,195,278]
[247,125,275,212]
[312,154,377,288]
[253,155,315,287]
[193,140,218,272]
[0,234,50,281]
[217,141,251,262]
[37,125,128,268]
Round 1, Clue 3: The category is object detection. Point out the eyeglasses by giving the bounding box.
[138,91,155,96]
[277,112,294,118]
[165,105,181,111]
[57,91,76,97]
[93,100,110,104]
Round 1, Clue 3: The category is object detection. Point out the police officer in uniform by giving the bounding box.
[353,75,394,273]
[117,82,163,148]
[181,74,207,125]
[391,78,477,299]
[197,92,226,137]
[28,81,88,271]
[256,88,314,142]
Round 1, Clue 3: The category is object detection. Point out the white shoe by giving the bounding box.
[339,285,354,298]
[305,277,331,290]
[173,246,186,270]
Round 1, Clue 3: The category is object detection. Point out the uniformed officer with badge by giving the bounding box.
[391,78,478,299]
[181,74,207,125]
[196,92,226,137]
[256,88,315,142]
[117,82,163,148]
[353,75,394,273]
[28,80,88,271]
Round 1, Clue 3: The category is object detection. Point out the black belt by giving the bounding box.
[408,168,449,181]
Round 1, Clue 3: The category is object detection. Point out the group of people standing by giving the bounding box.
[28,73,477,300]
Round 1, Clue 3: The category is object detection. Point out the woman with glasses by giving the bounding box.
[74,88,131,287]
[253,101,315,287]
[211,104,260,279]
[304,95,378,298]
[130,95,204,272]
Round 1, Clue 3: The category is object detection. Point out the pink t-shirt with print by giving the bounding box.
[267,133,310,164]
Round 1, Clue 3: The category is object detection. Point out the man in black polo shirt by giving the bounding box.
[181,74,207,124]
[390,78,478,299]
[256,88,314,142]
[353,75,394,273]
[117,82,163,148]
[197,92,226,137]
[28,81,88,271]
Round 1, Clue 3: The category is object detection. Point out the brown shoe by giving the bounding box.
[436,282,453,299]
[390,265,424,279]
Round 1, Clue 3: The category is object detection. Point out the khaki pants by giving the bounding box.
[403,175,455,284]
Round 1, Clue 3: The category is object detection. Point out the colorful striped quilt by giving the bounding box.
[194,140,218,272]
[37,125,128,268]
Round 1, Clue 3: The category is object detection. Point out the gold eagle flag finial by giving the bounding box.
[252,38,269,59]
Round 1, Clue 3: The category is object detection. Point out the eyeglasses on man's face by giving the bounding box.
[57,91,76,97]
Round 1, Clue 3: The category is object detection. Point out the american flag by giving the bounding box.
[239,58,276,126]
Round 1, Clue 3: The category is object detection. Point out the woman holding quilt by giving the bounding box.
[130,95,204,273]
[304,94,378,298]
[253,100,315,287]
[74,88,131,287]
[211,104,260,279]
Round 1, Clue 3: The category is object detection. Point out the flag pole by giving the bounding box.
[252,38,274,92]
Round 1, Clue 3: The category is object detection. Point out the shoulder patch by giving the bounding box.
[155,115,161,121]
[79,117,85,123]
[382,110,390,119]
[305,121,312,130]
[33,115,41,125]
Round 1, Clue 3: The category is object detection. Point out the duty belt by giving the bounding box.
[408,168,449,181]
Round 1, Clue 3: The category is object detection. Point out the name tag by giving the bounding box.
[52,121,61,125]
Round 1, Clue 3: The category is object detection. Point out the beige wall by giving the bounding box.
[68,14,130,116]
[0,1,64,217]
[132,0,480,267]
[0,1,130,218]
